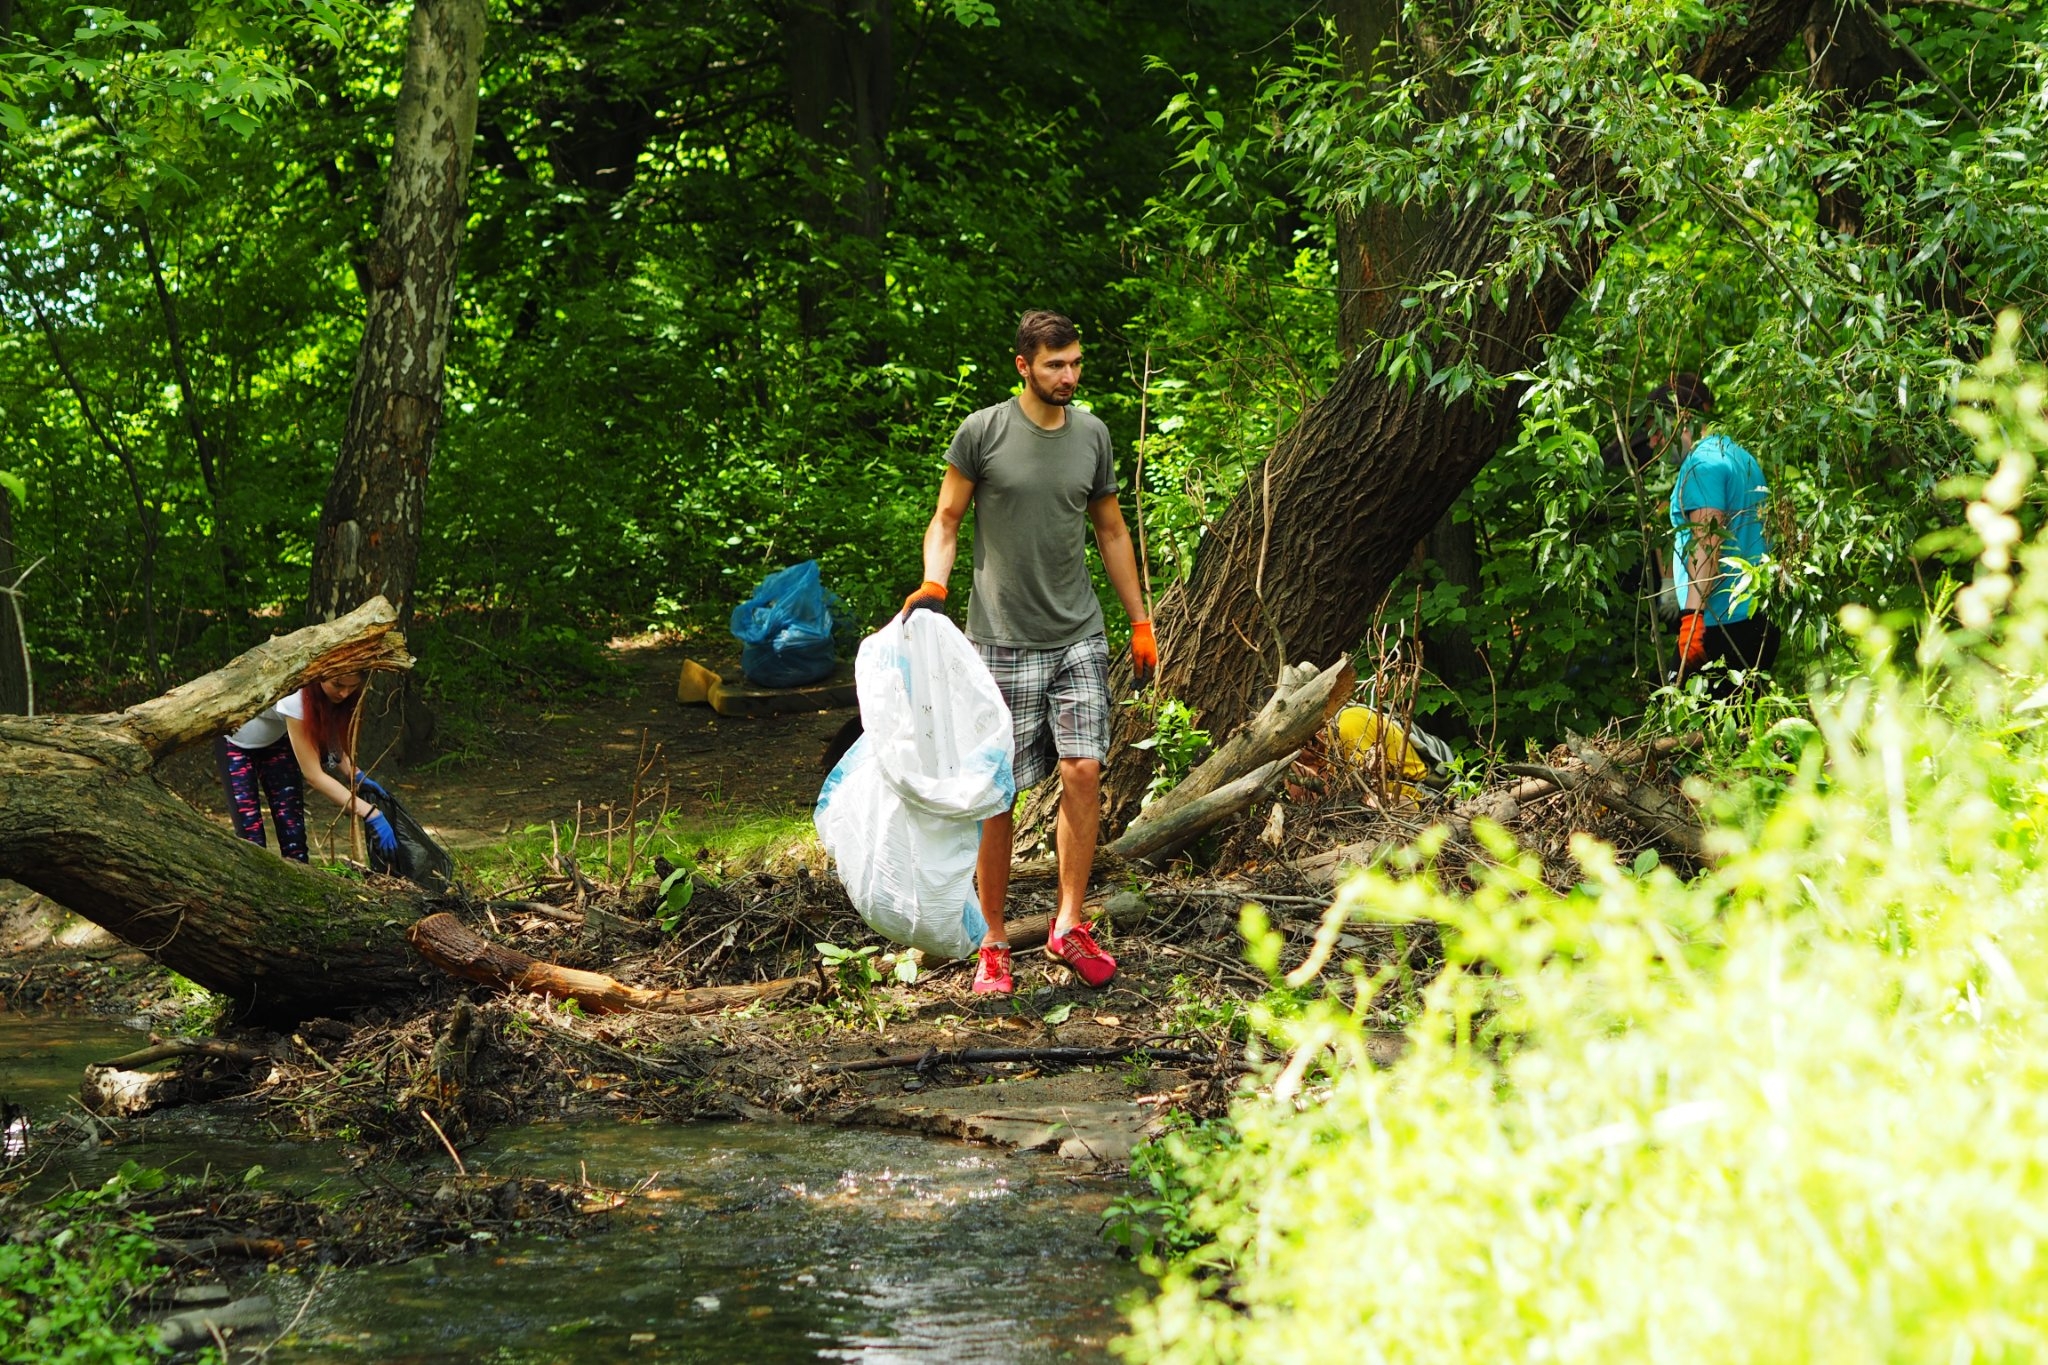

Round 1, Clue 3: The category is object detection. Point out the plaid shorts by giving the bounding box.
[976,634,1112,792]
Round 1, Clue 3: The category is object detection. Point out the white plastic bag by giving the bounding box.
[814,611,1014,960]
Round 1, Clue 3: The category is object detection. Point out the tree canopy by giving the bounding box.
[1,0,2042,734]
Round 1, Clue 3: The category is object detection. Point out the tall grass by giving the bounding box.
[1121,316,2048,1363]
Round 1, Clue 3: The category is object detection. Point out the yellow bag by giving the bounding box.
[1334,705,1435,786]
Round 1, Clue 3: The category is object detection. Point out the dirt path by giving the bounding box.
[156,638,855,852]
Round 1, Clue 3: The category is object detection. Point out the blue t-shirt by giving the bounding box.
[1669,433,1770,626]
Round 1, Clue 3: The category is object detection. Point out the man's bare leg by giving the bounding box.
[1054,758,1100,935]
[977,810,1014,947]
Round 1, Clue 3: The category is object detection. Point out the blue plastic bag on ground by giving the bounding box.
[731,560,838,688]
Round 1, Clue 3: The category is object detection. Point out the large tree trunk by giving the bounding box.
[1332,0,1485,692]
[1803,2,1913,238]
[307,0,485,763]
[309,0,484,634]
[1101,0,1811,826]
[0,601,424,1020]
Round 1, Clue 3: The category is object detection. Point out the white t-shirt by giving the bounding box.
[225,690,305,751]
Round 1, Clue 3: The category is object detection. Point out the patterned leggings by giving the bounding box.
[215,736,308,862]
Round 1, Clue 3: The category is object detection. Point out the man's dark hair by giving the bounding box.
[1647,373,1714,416]
[1015,309,1080,361]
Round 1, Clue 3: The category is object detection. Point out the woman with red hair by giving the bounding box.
[285,672,397,861]
[218,673,394,862]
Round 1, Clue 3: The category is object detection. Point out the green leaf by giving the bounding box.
[1042,1001,1076,1025]
[0,471,22,507]
[659,867,696,923]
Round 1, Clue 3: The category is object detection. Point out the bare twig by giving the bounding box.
[416,1106,466,1177]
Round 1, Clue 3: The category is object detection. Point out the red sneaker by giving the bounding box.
[972,944,1014,995]
[1046,922,1117,988]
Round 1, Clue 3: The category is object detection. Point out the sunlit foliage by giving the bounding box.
[1121,318,2048,1362]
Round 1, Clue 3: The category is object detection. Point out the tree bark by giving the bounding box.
[0,600,426,1020]
[308,0,487,631]
[1804,1,1914,237]
[1331,0,1486,691]
[0,483,25,715]
[1100,0,1811,826]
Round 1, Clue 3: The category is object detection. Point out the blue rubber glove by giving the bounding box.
[364,810,398,859]
[352,769,389,799]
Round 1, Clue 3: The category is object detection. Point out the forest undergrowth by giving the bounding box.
[1117,324,2048,1362]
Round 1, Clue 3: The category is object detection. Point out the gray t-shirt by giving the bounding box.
[945,397,1118,649]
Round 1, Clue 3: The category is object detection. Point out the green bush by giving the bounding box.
[1120,318,2048,1362]
[0,1164,193,1364]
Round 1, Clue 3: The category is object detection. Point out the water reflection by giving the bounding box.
[274,1120,1142,1364]
[2,1013,1145,1362]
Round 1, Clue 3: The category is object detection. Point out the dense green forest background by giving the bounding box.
[2,0,2042,750]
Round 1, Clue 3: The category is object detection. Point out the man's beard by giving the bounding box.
[1028,376,1074,407]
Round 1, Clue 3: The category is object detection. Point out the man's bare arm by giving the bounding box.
[1088,494,1150,625]
[921,467,977,587]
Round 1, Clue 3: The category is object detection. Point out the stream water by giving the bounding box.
[1,1012,1147,1363]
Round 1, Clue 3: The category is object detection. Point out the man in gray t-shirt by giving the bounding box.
[902,310,1155,997]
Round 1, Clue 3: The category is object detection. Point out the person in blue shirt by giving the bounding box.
[1647,374,1779,688]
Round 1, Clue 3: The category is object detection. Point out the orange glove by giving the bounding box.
[1130,620,1157,684]
[901,580,947,620]
[1676,611,1708,673]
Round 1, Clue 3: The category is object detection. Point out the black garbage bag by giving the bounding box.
[363,787,454,890]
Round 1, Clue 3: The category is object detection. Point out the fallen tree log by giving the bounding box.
[406,913,811,1015]
[81,1036,277,1117]
[1139,657,1353,832]
[82,1066,193,1118]
[154,1296,277,1352]
[0,599,429,1020]
[1012,657,1354,882]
